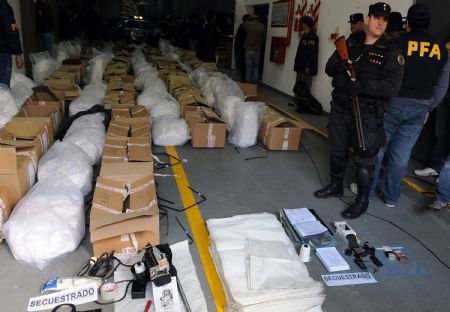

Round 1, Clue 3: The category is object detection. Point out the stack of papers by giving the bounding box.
[316,247,350,272]
[283,208,327,237]
[207,213,325,312]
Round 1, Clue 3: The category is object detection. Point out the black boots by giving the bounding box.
[341,167,373,219]
[314,179,344,198]
[341,194,369,219]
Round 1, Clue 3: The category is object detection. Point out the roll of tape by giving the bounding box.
[100,282,117,301]
[134,261,146,274]
[299,244,311,263]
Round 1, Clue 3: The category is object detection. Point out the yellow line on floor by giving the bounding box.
[165,146,226,312]
[267,101,433,196]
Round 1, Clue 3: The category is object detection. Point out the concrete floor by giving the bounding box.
[1,85,449,312]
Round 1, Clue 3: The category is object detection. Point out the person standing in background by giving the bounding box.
[0,0,23,87]
[348,13,365,44]
[293,16,319,114]
[371,4,450,208]
[35,0,55,56]
[234,14,250,82]
[243,15,266,83]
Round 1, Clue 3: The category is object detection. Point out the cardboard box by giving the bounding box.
[0,148,35,207]
[47,69,79,84]
[45,79,80,101]
[237,82,258,97]
[105,74,134,84]
[111,106,149,120]
[104,91,135,109]
[27,86,67,116]
[0,185,11,241]
[258,108,302,151]
[1,117,51,160]
[16,105,61,143]
[185,108,226,148]
[102,136,152,162]
[107,118,151,139]
[90,168,159,256]
[91,216,159,256]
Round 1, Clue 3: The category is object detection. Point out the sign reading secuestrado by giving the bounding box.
[321,272,377,287]
[27,282,98,311]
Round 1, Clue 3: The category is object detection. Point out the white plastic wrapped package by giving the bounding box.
[10,83,33,109]
[30,52,59,85]
[10,71,37,89]
[3,173,85,269]
[0,85,19,128]
[149,100,180,120]
[63,113,106,165]
[135,70,163,91]
[219,96,241,131]
[69,82,107,116]
[85,52,113,84]
[152,116,190,146]
[38,141,93,196]
[213,79,245,110]
[189,67,209,87]
[228,101,266,148]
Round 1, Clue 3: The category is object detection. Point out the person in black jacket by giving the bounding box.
[348,13,365,44]
[0,0,23,87]
[234,14,250,82]
[293,16,319,114]
[314,2,404,219]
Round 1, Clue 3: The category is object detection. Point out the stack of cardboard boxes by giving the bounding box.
[45,59,85,100]
[90,105,158,256]
[104,55,136,109]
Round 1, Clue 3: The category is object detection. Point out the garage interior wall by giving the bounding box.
[236,0,413,112]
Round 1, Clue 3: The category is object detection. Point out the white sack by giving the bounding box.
[30,52,59,85]
[69,82,107,116]
[38,141,93,196]
[152,116,190,146]
[228,101,266,148]
[0,84,19,128]
[10,71,37,89]
[3,173,85,269]
[63,113,106,165]
[10,84,33,108]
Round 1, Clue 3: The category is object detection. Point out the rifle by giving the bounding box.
[334,36,366,151]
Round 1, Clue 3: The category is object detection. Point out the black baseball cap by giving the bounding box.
[368,2,391,18]
[349,13,364,24]
[407,4,430,29]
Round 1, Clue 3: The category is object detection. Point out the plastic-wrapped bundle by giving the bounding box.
[30,52,59,85]
[137,88,175,107]
[0,85,19,128]
[189,67,209,87]
[213,79,244,109]
[3,173,85,269]
[63,113,106,165]
[153,116,190,146]
[149,100,180,121]
[10,84,33,109]
[10,71,37,89]
[219,96,242,131]
[85,52,113,84]
[135,68,161,91]
[69,82,107,116]
[228,101,266,148]
[38,141,93,196]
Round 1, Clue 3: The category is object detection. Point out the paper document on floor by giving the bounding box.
[207,213,325,312]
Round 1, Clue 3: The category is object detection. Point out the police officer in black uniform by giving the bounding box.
[349,13,365,44]
[0,0,23,87]
[314,2,404,219]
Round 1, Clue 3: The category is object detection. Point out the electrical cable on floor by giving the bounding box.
[301,141,450,270]
[175,217,194,244]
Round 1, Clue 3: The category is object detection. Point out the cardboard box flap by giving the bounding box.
[107,121,129,137]
[100,162,153,180]
[130,106,149,118]
[128,137,152,162]
[103,137,128,161]
[202,108,225,123]
[90,215,159,243]
[5,118,48,139]
[112,109,132,119]
[90,175,157,230]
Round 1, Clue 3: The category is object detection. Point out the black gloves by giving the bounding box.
[333,59,348,74]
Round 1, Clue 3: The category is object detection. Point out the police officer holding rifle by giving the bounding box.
[314,2,404,219]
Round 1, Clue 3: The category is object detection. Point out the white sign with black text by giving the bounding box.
[152,277,182,312]
[27,282,98,311]
[321,272,377,287]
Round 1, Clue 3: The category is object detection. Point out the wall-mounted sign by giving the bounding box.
[271,0,290,27]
